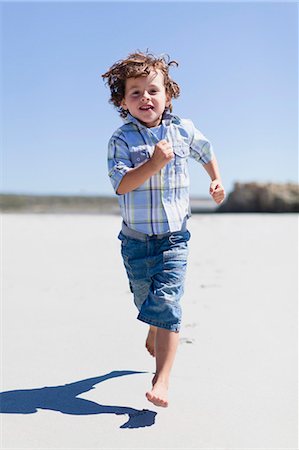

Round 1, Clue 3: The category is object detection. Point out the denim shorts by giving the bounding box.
[118,226,191,332]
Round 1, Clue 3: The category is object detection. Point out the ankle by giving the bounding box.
[153,375,169,387]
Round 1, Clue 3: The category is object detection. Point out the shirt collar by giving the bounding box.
[123,110,178,129]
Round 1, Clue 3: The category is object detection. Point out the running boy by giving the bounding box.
[102,52,225,408]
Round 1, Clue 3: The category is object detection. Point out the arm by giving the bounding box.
[202,156,226,205]
[185,120,225,205]
[117,159,158,195]
[202,155,222,182]
[117,140,173,195]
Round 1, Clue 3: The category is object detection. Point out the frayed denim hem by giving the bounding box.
[137,313,181,332]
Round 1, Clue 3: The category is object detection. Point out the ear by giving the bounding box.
[121,99,128,110]
[165,94,171,108]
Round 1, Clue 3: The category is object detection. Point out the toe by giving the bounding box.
[146,391,168,408]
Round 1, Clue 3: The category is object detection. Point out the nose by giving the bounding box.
[141,90,151,102]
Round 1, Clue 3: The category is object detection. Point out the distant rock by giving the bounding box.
[218,182,299,213]
[0,194,217,214]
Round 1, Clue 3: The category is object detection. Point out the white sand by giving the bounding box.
[1,213,298,449]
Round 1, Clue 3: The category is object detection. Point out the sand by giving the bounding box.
[1,213,298,449]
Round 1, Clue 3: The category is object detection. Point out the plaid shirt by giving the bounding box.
[107,112,214,234]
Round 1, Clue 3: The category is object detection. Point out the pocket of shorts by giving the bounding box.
[163,241,189,262]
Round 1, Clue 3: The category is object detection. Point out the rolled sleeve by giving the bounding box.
[188,121,214,165]
[107,134,132,193]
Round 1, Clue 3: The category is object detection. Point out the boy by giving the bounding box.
[102,52,225,408]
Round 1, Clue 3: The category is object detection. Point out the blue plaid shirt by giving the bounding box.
[107,112,214,234]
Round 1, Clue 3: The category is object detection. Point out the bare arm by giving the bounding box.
[117,140,174,195]
[202,156,226,204]
[117,159,159,194]
[202,155,222,182]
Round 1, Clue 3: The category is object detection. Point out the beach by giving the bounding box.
[1,213,298,449]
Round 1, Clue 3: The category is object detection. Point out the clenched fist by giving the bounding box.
[150,140,174,171]
[209,179,226,205]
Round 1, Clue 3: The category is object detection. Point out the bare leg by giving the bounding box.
[145,325,157,357]
[146,328,179,407]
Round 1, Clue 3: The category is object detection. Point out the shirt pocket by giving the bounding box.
[173,143,190,174]
[130,146,150,167]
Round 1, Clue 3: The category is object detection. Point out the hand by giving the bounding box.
[210,179,225,205]
[150,140,174,171]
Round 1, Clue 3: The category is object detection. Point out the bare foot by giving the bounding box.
[146,379,169,408]
[145,326,157,357]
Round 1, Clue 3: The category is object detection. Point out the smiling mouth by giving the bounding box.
[139,105,154,111]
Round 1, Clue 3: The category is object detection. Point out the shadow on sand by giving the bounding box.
[0,370,157,429]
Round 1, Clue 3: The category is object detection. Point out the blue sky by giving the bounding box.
[2,1,298,197]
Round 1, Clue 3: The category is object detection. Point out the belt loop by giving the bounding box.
[169,235,178,245]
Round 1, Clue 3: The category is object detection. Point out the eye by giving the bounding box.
[150,89,158,94]
[131,91,140,97]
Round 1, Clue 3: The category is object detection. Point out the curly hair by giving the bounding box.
[102,51,180,118]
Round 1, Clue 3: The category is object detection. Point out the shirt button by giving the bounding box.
[137,158,140,161]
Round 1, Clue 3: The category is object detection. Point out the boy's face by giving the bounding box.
[121,70,171,128]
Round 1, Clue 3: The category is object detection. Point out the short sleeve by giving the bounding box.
[107,134,132,193]
[184,119,214,165]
